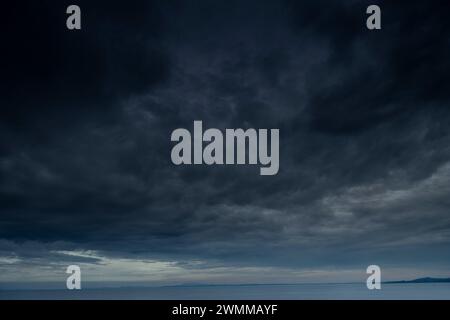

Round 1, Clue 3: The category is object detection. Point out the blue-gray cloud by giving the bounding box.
[1,0,450,283]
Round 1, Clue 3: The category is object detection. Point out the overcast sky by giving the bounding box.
[1,0,450,287]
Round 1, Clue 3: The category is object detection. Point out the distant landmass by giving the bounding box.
[385,277,450,284]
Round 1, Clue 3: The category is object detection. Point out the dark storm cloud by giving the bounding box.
[1,0,450,277]
[287,0,450,133]
[1,0,168,134]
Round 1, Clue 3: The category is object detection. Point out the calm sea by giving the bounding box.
[1,283,450,299]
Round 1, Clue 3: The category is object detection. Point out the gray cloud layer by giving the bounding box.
[1,0,450,283]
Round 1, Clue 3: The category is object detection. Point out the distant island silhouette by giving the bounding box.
[385,277,450,284]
